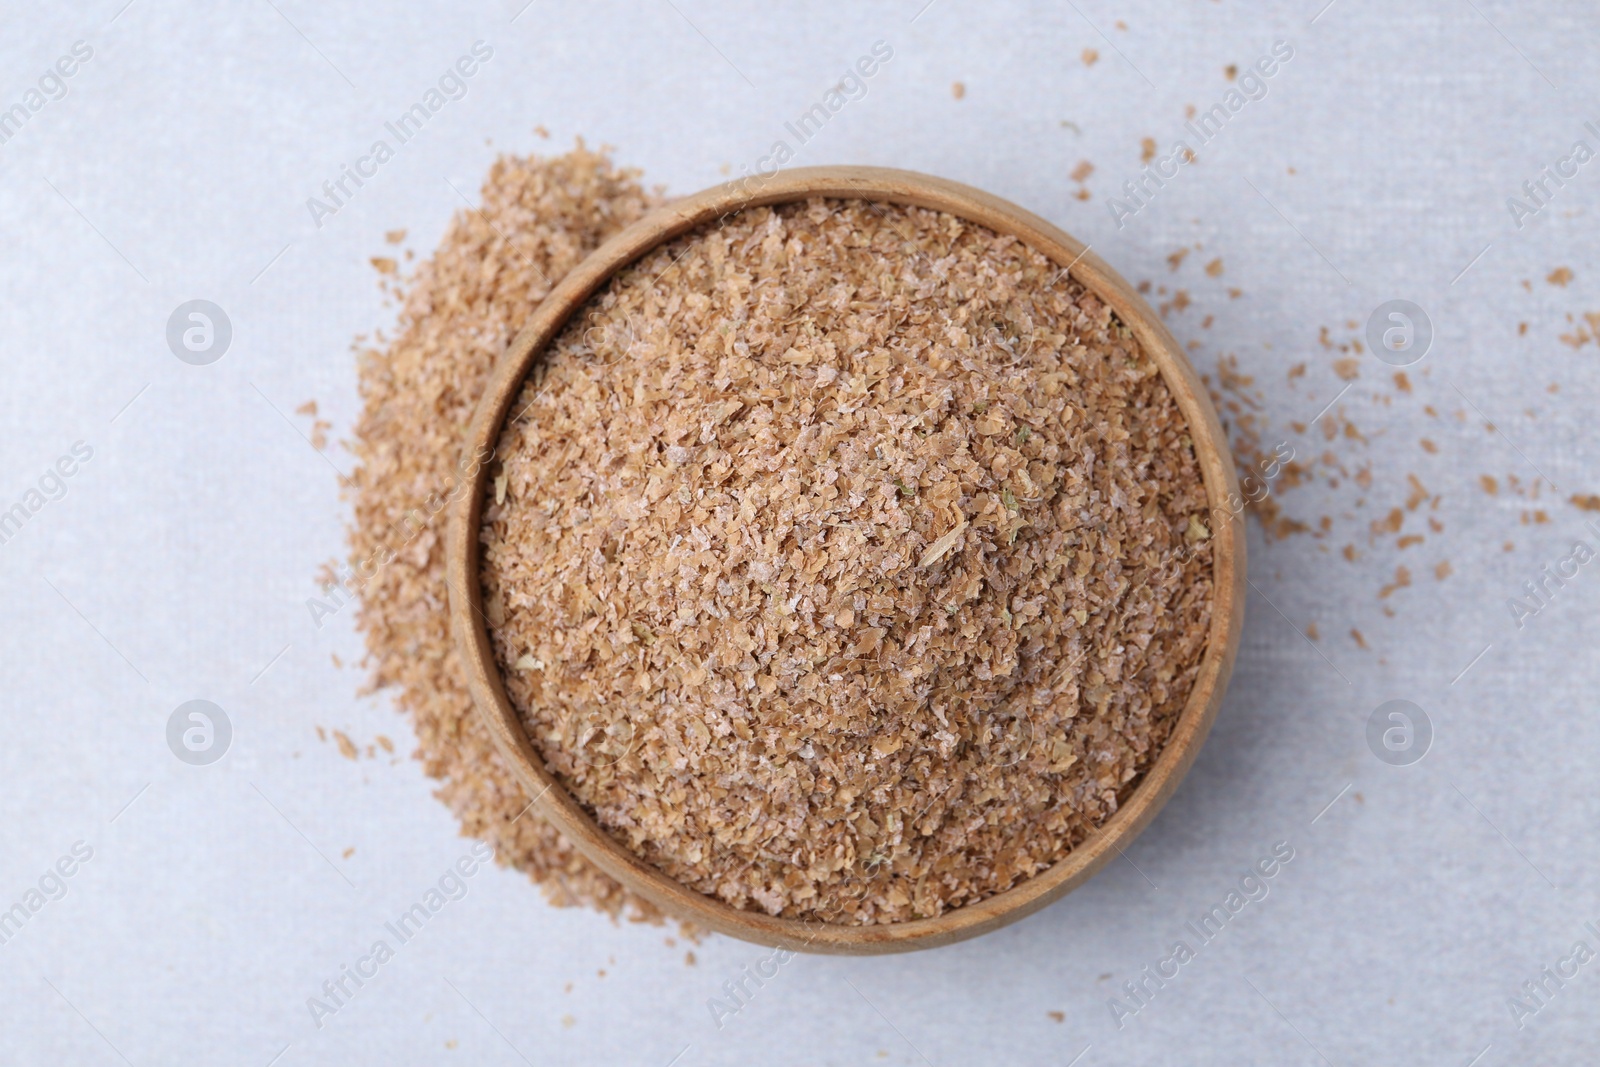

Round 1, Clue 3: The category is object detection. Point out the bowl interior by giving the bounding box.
[445,166,1245,954]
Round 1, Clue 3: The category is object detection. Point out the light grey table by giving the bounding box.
[2,1,1596,1063]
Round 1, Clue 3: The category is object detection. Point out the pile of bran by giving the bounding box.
[345,146,664,920]
[478,196,1215,924]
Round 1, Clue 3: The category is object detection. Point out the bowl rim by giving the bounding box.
[446,165,1246,954]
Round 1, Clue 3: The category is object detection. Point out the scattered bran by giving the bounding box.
[345,145,666,921]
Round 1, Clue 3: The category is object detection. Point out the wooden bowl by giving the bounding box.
[446,166,1245,954]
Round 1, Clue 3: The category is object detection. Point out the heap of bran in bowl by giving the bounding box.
[471,177,1222,928]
